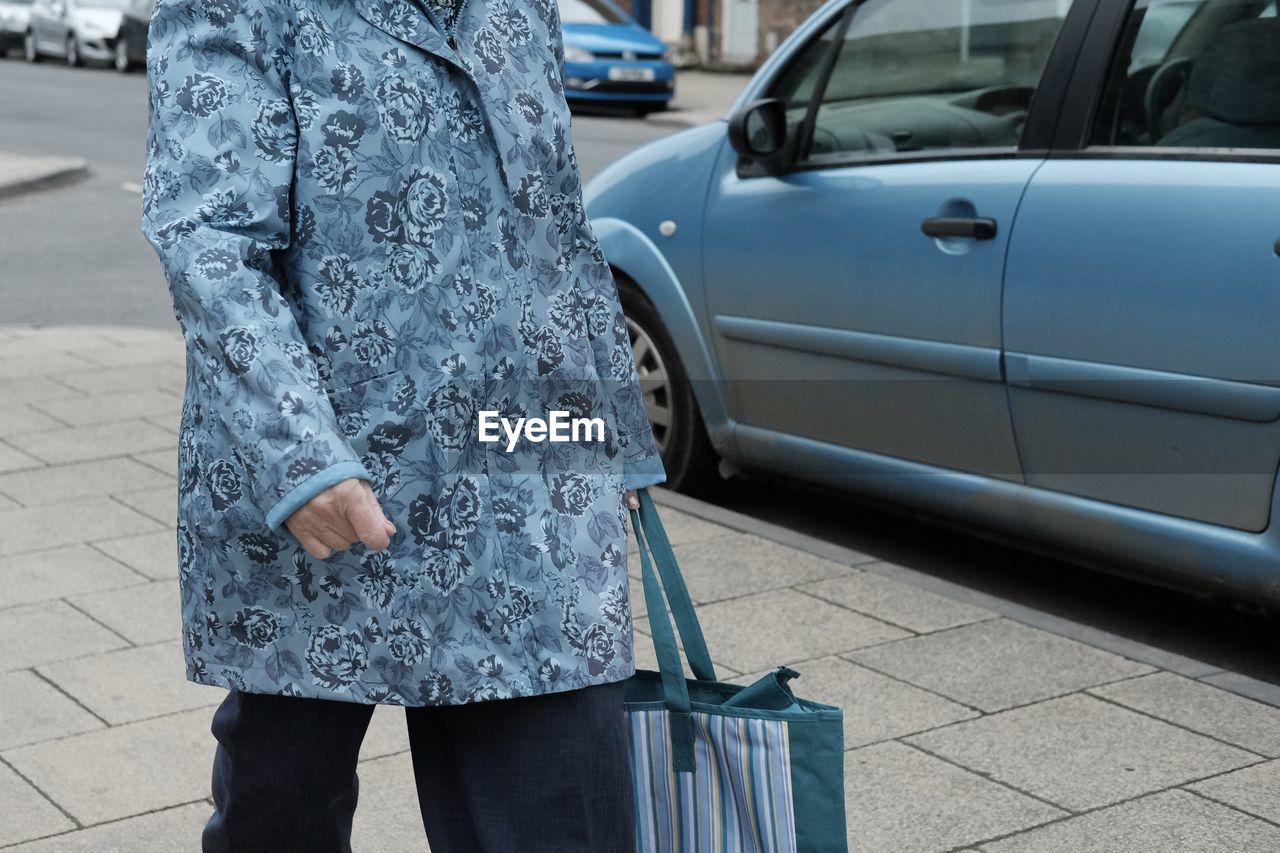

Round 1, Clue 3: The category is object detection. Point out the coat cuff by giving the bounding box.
[620,425,667,491]
[264,460,372,533]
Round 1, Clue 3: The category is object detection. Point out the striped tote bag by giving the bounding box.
[625,489,847,853]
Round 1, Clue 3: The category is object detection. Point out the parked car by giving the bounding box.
[559,0,675,114]
[23,0,149,71]
[588,0,1280,606]
[0,0,33,56]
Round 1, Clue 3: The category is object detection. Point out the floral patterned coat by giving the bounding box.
[140,0,666,705]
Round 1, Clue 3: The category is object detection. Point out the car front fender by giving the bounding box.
[594,216,738,455]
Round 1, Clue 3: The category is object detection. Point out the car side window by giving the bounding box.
[769,0,1077,165]
[1092,0,1280,151]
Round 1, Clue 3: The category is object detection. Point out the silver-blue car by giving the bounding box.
[588,0,1280,606]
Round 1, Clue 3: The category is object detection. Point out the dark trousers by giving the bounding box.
[202,681,636,852]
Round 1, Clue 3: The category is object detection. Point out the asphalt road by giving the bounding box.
[3,56,1277,686]
[0,58,676,329]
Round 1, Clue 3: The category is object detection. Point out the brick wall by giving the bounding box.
[754,0,825,63]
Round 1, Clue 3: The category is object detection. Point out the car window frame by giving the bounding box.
[1050,0,1280,163]
[749,0,1102,175]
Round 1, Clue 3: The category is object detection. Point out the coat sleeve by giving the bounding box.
[141,0,371,533]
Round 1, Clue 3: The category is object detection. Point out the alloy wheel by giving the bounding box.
[626,316,673,454]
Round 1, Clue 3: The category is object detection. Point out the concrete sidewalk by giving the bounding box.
[648,69,753,128]
[2,323,1280,851]
[0,152,87,201]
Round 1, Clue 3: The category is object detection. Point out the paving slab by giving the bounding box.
[0,543,143,609]
[5,419,176,465]
[0,440,44,475]
[52,361,187,396]
[30,388,182,428]
[67,341,185,370]
[0,600,129,671]
[744,656,979,749]
[0,760,75,847]
[108,486,177,527]
[847,619,1153,712]
[0,352,98,382]
[0,670,104,750]
[626,506,737,554]
[844,741,1064,853]
[909,693,1259,812]
[38,641,214,725]
[0,457,174,508]
[801,568,997,634]
[4,801,211,853]
[694,588,910,674]
[90,530,179,580]
[130,448,179,480]
[1091,672,1280,757]
[3,707,215,825]
[361,704,413,762]
[70,579,182,645]
[0,496,164,557]
[981,789,1280,853]
[350,753,432,850]
[1189,758,1280,824]
[0,404,65,438]
[665,533,856,603]
[0,375,84,405]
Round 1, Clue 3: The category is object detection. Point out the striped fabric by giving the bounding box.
[630,709,799,853]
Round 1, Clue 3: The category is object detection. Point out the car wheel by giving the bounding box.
[114,36,133,72]
[65,34,80,67]
[23,31,41,63]
[616,273,722,494]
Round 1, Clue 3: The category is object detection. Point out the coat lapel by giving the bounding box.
[350,0,459,68]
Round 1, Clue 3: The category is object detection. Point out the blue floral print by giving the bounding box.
[142,0,666,705]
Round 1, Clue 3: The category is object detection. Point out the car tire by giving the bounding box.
[616,273,722,495]
[65,34,80,67]
[23,31,41,63]
[114,36,133,72]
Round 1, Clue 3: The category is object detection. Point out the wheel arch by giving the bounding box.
[593,216,738,455]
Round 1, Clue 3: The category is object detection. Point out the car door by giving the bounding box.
[1002,0,1280,531]
[702,0,1089,481]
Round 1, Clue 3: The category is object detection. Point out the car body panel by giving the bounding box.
[1004,158,1280,532]
[0,0,32,51]
[703,144,1036,481]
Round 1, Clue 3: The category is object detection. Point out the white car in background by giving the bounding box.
[0,0,33,56]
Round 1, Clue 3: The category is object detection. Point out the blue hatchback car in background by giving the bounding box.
[559,0,675,114]
[588,0,1280,606]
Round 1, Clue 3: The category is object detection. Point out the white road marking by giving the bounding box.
[121,181,143,194]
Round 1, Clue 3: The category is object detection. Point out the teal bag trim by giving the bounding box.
[635,489,718,683]
[631,496,697,772]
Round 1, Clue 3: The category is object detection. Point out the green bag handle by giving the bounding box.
[635,489,718,684]
[630,498,697,773]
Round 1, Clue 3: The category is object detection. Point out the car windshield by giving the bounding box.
[558,0,626,25]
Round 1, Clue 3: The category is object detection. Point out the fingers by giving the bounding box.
[347,482,395,552]
[285,478,396,560]
[625,489,640,510]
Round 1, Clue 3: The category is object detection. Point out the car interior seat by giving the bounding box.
[1157,16,1280,149]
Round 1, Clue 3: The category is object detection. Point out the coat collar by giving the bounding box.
[350,0,461,69]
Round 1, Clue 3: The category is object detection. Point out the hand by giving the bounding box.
[625,489,639,510]
[286,478,397,560]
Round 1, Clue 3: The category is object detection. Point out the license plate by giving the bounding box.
[608,66,655,82]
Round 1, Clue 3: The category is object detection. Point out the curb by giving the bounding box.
[649,485,1280,708]
[0,155,89,201]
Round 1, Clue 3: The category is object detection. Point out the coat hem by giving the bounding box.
[186,658,639,708]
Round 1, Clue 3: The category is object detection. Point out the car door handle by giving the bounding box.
[921,217,998,241]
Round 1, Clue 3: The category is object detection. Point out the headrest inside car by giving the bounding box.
[1186,18,1280,125]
